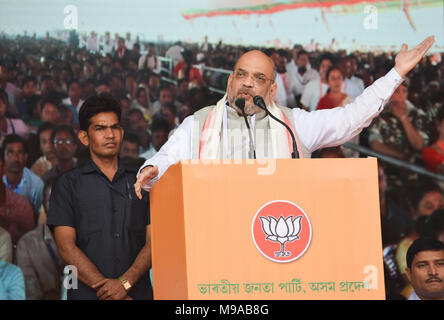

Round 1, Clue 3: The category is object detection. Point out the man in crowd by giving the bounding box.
[62,80,84,114]
[300,55,333,111]
[14,76,38,119]
[405,237,444,300]
[340,55,365,98]
[140,118,171,160]
[126,109,151,155]
[409,179,444,219]
[0,227,12,263]
[138,43,160,74]
[48,94,153,300]
[114,37,130,67]
[271,49,295,108]
[134,37,435,197]
[368,81,429,189]
[0,147,35,244]
[31,123,57,177]
[2,134,43,215]
[151,102,179,131]
[147,73,160,104]
[41,125,78,184]
[120,131,141,160]
[40,99,62,125]
[0,89,30,145]
[286,49,320,105]
[152,85,174,115]
[16,177,64,300]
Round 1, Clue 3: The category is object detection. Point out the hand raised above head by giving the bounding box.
[394,36,435,78]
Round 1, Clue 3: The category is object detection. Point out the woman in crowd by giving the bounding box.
[316,66,354,110]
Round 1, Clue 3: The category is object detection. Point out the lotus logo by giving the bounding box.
[252,200,312,263]
[260,216,302,258]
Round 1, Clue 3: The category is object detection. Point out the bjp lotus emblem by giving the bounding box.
[260,215,302,257]
[252,200,312,263]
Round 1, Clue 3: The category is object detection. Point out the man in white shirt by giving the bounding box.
[86,32,99,53]
[341,56,365,98]
[101,32,114,54]
[271,50,295,108]
[300,55,333,111]
[165,42,184,67]
[62,80,84,113]
[286,50,320,100]
[405,238,444,300]
[134,36,435,197]
[125,32,134,50]
[138,43,161,73]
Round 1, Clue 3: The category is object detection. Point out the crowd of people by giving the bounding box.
[0,31,443,300]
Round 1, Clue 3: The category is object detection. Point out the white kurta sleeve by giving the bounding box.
[292,68,404,153]
[137,115,194,191]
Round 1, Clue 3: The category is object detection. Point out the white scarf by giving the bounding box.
[199,94,302,159]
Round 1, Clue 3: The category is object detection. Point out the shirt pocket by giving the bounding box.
[126,198,148,234]
[78,200,105,236]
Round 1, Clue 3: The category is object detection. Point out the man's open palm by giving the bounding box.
[394,36,435,77]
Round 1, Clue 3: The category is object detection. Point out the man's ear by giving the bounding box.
[226,73,232,92]
[405,267,412,283]
[269,82,277,103]
[77,130,89,147]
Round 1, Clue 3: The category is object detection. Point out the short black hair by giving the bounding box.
[436,106,444,124]
[37,122,55,138]
[22,76,37,87]
[40,99,58,112]
[127,108,144,120]
[406,237,444,269]
[158,84,171,94]
[151,118,171,134]
[422,209,444,239]
[410,179,442,211]
[67,79,80,90]
[163,102,177,115]
[123,131,140,146]
[78,94,121,131]
[326,65,343,81]
[320,53,335,65]
[51,124,77,144]
[297,50,309,58]
[1,134,28,161]
[0,88,8,107]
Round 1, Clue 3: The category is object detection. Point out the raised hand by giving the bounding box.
[394,36,435,77]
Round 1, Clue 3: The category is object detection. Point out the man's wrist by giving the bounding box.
[399,115,409,123]
[119,277,132,292]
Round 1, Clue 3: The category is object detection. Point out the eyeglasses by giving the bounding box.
[53,139,74,145]
[234,69,274,86]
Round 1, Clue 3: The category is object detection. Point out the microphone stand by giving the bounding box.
[253,96,298,159]
[235,98,256,159]
[241,109,256,160]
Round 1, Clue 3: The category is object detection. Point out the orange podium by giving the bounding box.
[150,158,385,300]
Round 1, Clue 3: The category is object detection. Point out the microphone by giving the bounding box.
[253,95,298,159]
[235,98,256,159]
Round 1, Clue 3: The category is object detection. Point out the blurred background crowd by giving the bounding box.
[0,30,443,300]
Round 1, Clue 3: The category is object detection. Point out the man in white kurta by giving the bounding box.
[134,37,435,197]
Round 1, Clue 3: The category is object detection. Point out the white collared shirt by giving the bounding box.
[408,290,421,300]
[139,68,403,191]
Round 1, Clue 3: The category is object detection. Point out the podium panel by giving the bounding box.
[150,158,385,300]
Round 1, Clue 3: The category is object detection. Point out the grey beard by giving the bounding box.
[243,103,262,116]
[230,101,261,116]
